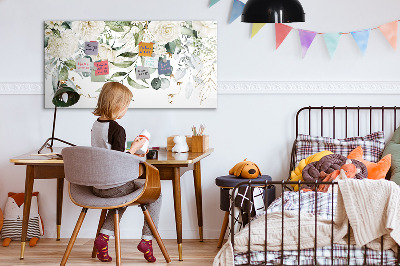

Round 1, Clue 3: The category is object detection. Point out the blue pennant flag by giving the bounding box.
[209,0,220,7]
[229,0,245,24]
[323,33,341,58]
[351,29,371,55]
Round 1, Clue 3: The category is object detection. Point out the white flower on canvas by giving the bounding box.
[192,21,217,38]
[148,21,181,45]
[95,43,123,64]
[46,21,62,29]
[71,21,105,41]
[120,26,140,44]
[153,43,167,56]
[47,30,78,59]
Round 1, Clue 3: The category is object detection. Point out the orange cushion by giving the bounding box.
[347,146,391,180]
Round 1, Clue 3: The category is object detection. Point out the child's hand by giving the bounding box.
[129,137,147,154]
[134,149,149,157]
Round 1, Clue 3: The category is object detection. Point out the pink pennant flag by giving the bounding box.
[275,23,293,49]
[298,29,317,58]
[378,21,398,50]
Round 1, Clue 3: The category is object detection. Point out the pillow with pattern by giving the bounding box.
[294,131,385,167]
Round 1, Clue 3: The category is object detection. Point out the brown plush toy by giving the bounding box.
[229,159,261,179]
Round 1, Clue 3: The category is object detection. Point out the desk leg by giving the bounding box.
[20,165,35,259]
[56,178,64,241]
[172,167,183,261]
[193,161,203,242]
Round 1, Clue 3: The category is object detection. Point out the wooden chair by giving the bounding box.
[60,146,171,265]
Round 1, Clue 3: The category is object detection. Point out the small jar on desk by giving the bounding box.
[215,175,275,248]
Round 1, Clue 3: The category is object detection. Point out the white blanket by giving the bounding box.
[214,179,400,266]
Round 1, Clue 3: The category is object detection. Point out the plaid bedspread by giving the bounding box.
[234,191,397,265]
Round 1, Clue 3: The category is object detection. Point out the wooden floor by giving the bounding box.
[0,239,221,265]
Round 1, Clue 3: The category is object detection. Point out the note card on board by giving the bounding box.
[85,41,98,55]
[135,66,150,79]
[139,42,154,57]
[158,60,172,75]
[94,60,109,76]
[91,70,105,82]
[76,58,90,72]
[143,57,158,68]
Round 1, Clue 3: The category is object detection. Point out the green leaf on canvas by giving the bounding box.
[110,72,127,79]
[59,66,68,80]
[127,76,148,89]
[135,31,144,46]
[64,60,76,69]
[110,61,134,68]
[105,21,124,32]
[181,27,194,37]
[61,21,71,29]
[44,36,49,48]
[118,52,138,58]
[119,21,132,27]
[165,41,176,54]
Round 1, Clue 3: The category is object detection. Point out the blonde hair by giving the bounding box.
[93,82,133,120]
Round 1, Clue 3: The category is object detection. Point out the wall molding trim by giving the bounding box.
[0,83,43,94]
[1,81,400,95]
[218,81,400,94]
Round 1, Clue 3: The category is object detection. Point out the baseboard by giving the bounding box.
[1,81,400,95]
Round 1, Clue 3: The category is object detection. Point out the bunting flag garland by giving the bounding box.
[206,3,400,58]
[209,0,220,7]
[378,21,398,50]
[275,23,293,49]
[251,23,266,38]
[323,33,341,58]
[229,0,245,24]
[298,29,317,58]
[351,29,370,55]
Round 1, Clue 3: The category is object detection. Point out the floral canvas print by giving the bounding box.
[44,21,217,108]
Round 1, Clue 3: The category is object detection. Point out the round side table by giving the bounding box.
[215,175,275,248]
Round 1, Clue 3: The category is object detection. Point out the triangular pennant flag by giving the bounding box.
[209,0,220,7]
[275,23,293,49]
[323,33,341,58]
[251,23,266,38]
[229,0,245,24]
[351,29,370,55]
[298,29,317,58]
[378,21,398,50]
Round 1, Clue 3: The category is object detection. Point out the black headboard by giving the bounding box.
[289,106,400,178]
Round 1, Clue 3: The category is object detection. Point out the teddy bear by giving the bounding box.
[229,159,261,179]
[1,192,44,247]
[172,135,189,153]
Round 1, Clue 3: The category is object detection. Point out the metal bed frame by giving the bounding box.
[230,106,400,266]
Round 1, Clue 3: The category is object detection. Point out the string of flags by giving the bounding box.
[209,0,399,58]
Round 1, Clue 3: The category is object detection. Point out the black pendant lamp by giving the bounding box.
[242,0,305,23]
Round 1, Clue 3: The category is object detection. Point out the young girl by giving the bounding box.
[91,82,162,263]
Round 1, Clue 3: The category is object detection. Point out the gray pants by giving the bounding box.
[92,180,162,240]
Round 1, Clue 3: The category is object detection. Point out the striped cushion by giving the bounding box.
[295,131,385,167]
[1,217,41,240]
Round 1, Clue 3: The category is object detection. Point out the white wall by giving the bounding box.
[1,0,400,239]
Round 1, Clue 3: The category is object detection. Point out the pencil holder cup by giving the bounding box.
[191,135,209,153]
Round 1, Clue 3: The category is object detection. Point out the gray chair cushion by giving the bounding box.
[69,180,145,208]
[62,146,145,188]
